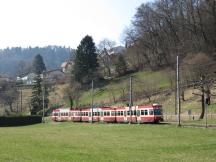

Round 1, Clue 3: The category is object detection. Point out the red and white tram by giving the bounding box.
[52,108,70,122]
[136,104,163,123]
[100,107,116,123]
[69,109,81,122]
[51,104,163,124]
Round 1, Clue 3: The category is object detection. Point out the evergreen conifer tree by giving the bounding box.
[30,54,48,115]
[32,54,46,75]
[74,35,98,83]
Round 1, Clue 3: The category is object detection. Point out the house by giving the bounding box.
[61,60,74,73]
[99,46,126,66]
[44,69,66,83]
[108,46,125,56]
[17,73,37,85]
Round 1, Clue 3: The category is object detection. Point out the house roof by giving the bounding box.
[61,62,68,68]
[108,46,125,55]
[44,69,63,75]
[61,61,73,68]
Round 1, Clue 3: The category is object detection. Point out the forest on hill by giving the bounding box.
[124,0,216,71]
[0,46,74,77]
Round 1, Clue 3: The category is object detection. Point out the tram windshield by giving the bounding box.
[154,108,162,115]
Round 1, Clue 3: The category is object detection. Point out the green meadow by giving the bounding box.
[0,122,215,162]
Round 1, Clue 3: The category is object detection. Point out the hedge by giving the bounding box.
[0,116,42,127]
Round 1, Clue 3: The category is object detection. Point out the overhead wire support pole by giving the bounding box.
[176,56,181,127]
[205,97,208,128]
[20,88,22,113]
[91,80,94,123]
[205,103,208,128]
[129,76,132,124]
[42,72,45,123]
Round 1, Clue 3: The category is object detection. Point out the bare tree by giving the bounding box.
[64,80,82,109]
[124,0,216,70]
[97,39,116,77]
[0,81,19,113]
[182,53,216,119]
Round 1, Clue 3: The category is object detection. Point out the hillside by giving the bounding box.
[49,69,216,119]
[10,67,215,120]
[0,46,74,77]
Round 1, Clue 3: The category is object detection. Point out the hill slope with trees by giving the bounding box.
[0,46,74,77]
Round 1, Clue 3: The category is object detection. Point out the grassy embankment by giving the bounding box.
[0,122,215,162]
[49,69,216,116]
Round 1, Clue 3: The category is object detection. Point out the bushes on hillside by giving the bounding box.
[0,115,42,126]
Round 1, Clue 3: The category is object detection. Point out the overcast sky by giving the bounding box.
[0,0,148,49]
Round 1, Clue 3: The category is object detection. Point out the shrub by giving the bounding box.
[0,115,42,127]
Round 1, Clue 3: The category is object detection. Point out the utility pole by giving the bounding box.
[20,89,22,113]
[205,98,208,128]
[176,56,181,127]
[42,72,45,123]
[129,76,133,124]
[91,80,94,123]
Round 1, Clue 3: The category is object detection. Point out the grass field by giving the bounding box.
[0,122,215,162]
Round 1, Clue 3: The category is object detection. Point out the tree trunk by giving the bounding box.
[181,90,185,101]
[199,92,205,119]
[9,103,14,112]
[69,97,73,110]
[107,66,111,77]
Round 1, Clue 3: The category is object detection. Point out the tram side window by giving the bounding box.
[141,110,144,115]
[144,110,148,115]
[137,110,140,116]
[66,113,68,116]
[133,110,136,116]
[149,109,154,115]
[127,111,130,116]
[54,113,58,116]
[104,111,110,116]
[93,112,98,116]
[121,111,123,116]
[100,112,103,116]
[117,111,120,116]
[111,111,115,116]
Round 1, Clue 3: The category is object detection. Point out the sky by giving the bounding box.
[0,0,148,49]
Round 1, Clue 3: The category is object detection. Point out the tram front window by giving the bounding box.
[154,108,162,115]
